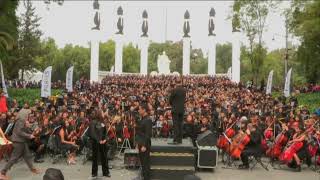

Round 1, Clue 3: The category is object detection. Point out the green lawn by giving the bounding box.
[7,88,62,106]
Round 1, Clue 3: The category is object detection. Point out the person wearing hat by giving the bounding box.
[135,103,152,180]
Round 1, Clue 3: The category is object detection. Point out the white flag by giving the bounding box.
[266,70,274,95]
[41,66,52,98]
[66,66,74,92]
[227,67,232,80]
[284,68,292,97]
[0,60,8,97]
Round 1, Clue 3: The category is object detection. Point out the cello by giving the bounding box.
[228,123,252,159]
[279,120,319,164]
[217,117,238,151]
[266,120,289,158]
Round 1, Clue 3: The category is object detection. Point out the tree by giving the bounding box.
[233,0,278,85]
[123,43,140,73]
[99,40,115,72]
[288,0,320,83]
[216,43,232,73]
[0,0,18,61]
[16,0,42,80]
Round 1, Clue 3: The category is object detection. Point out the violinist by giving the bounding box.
[58,120,78,165]
[238,122,262,169]
[28,115,45,163]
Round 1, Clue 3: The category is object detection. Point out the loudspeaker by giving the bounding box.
[197,145,218,168]
[196,130,217,146]
[124,149,140,168]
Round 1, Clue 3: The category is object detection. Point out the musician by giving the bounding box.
[169,79,186,144]
[88,109,111,178]
[0,113,40,180]
[58,120,78,165]
[135,103,152,180]
[28,116,45,163]
[286,124,309,171]
[238,122,262,169]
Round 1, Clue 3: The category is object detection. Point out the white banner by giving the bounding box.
[41,66,52,98]
[266,70,274,95]
[0,61,8,97]
[66,66,74,92]
[284,68,292,97]
[227,67,232,80]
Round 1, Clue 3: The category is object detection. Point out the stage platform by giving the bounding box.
[150,138,196,180]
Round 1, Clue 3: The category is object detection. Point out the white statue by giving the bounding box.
[157,51,171,75]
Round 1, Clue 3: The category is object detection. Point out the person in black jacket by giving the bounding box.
[135,103,152,180]
[88,109,110,178]
[238,123,262,169]
[169,79,186,144]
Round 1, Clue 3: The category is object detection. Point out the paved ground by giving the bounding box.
[0,156,319,180]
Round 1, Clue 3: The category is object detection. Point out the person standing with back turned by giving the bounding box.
[169,78,186,144]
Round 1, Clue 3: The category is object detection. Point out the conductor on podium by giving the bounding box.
[169,79,186,144]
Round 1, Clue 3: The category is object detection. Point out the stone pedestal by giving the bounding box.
[232,31,240,83]
[114,34,124,74]
[183,38,191,75]
[208,36,216,76]
[140,37,149,75]
[90,32,100,83]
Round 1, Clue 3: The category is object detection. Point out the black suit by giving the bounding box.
[169,86,186,143]
[135,116,152,180]
[240,130,262,166]
[88,119,110,177]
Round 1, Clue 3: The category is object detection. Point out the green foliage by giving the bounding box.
[123,43,140,73]
[216,43,232,74]
[99,40,115,71]
[15,0,42,80]
[7,88,62,106]
[233,0,278,85]
[0,0,18,60]
[288,0,320,83]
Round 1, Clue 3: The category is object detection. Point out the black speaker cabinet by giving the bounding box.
[197,145,218,168]
[124,149,140,168]
[196,130,217,146]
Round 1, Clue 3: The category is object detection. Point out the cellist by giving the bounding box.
[238,120,263,169]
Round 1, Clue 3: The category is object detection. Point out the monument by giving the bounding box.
[183,10,191,75]
[157,51,171,75]
[114,6,124,74]
[139,10,149,75]
[208,8,216,76]
[90,0,100,82]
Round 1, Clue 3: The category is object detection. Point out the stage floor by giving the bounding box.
[0,155,318,180]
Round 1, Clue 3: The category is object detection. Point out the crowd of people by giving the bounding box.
[0,75,319,179]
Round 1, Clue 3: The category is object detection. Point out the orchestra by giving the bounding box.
[0,75,319,180]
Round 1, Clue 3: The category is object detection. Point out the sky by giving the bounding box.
[17,0,298,54]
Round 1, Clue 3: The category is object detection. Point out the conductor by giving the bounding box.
[169,79,186,144]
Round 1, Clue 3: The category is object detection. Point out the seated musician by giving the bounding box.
[28,114,45,163]
[58,120,79,165]
[286,124,310,171]
[0,126,8,143]
[238,122,262,169]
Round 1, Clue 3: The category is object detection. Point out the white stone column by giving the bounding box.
[139,37,149,75]
[232,31,240,83]
[114,34,124,74]
[90,32,99,83]
[183,37,191,75]
[208,36,216,76]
